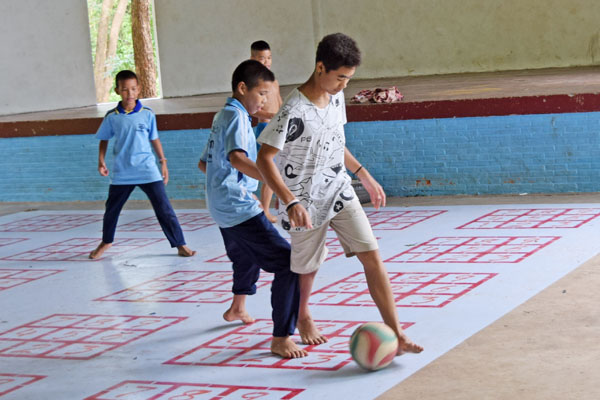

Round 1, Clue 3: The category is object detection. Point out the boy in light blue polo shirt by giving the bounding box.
[198,60,305,359]
[90,70,195,260]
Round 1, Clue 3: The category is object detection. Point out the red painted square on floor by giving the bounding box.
[0,238,28,247]
[164,319,413,371]
[366,210,446,230]
[457,208,600,229]
[85,380,304,400]
[117,212,215,232]
[0,214,103,232]
[0,268,62,291]
[385,236,560,263]
[95,271,273,304]
[0,314,186,360]
[1,238,162,261]
[0,373,45,397]
[310,272,496,308]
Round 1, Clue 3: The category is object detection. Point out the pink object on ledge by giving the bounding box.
[351,86,404,104]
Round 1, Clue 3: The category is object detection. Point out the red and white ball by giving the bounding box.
[349,322,399,371]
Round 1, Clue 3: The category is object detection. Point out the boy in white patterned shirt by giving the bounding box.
[256,33,423,355]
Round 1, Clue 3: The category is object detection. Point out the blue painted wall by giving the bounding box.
[2,112,599,202]
[0,129,207,202]
[346,112,600,196]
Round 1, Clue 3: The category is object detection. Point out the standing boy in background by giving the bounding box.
[256,33,423,355]
[198,60,306,359]
[90,70,195,260]
[249,40,282,223]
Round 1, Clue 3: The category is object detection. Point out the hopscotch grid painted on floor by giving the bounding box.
[0,268,63,291]
[0,238,163,262]
[385,236,561,263]
[0,373,46,397]
[116,212,216,232]
[1,205,598,399]
[310,272,497,308]
[0,214,103,232]
[206,237,379,264]
[0,238,28,247]
[0,314,186,360]
[165,319,414,371]
[363,210,447,230]
[456,208,600,229]
[95,271,274,304]
[84,380,304,400]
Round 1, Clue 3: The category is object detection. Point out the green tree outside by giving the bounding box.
[87,0,160,103]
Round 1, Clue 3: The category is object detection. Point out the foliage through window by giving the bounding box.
[87,0,160,103]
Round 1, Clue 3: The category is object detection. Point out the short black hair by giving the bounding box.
[251,40,271,52]
[231,59,275,92]
[115,70,138,89]
[316,33,361,72]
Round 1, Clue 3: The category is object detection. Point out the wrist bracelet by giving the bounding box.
[159,158,167,163]
[283,198,299,207]
[354,165,363,175]
[286,200,300,212]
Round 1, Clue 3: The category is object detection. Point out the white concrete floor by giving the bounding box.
[1,194,599,399]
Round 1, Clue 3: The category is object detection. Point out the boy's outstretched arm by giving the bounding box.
[198,159,207,173]
[252,110,276,121]
[228,150,263,181]
[257,144,312,229]
[151,138,169,185]
[98,140,109,176]
[344,146,386,209]
[252,80,283,121]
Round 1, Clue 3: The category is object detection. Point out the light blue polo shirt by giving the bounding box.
[199,97,262,228]
[96,100,163,185]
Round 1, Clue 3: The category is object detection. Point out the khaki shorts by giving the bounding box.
[289,197,378,274]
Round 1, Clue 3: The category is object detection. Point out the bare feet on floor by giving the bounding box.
[297,318,328,345]
[396,330,424,355]
[271,336,307,358]
[177,245,196,257]
[89,242,112,259]
[223,308,255,325]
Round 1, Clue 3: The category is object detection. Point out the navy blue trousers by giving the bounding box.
[102,181,186,247]
[219,212,299,337]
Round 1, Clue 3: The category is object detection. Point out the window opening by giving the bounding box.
[87,0,161,103]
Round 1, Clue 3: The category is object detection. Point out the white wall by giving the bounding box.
[155,0,600,97]
[154,0,317,97]
[0,0,96,116]
[3,0,600,113]
[314,0,600,79]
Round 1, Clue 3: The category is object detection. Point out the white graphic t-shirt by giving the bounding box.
[258,88,356,231]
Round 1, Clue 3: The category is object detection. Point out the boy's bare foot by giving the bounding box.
[177,245,196,257]
[271,336,307,358]
[298,318,328,345]
[89,242,112,259]
[396,330,424,354]
[223,308,255,324]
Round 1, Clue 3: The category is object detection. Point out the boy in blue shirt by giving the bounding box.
[198,60,306,359]
[249,40,282,223]
[90,70,196,260]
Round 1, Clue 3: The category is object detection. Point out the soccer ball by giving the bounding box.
[349,322,399,371]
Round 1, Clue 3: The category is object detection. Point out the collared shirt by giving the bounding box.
[95,100,163,185]
[258,88,355,231]
[199,97,262,228]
